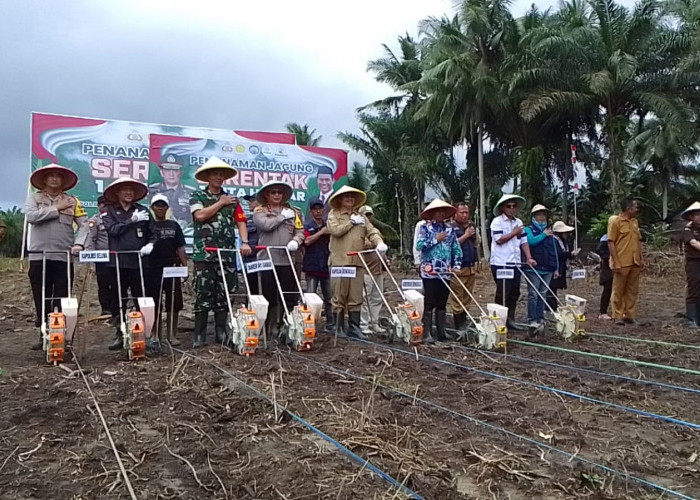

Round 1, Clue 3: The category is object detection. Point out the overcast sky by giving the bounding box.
[0,0,637,208]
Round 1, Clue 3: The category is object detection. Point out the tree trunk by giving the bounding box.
[662,183,668,221]
[562,136,571,224]
[478,126,490,261]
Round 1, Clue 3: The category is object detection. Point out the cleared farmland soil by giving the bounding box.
[0,257,698,499]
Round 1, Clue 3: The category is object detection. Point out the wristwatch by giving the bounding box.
[241,240,249,244]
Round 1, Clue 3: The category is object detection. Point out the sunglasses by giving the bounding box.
[269,189,284,195]
[504,203,518,208]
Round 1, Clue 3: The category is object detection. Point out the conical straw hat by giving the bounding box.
[30,164,78,191]
[420,199,456,220]
[493,194,525,216]
[682,201,700,220]
[329,185,367,210]
[194,156,237,182]
[103,177,148,203]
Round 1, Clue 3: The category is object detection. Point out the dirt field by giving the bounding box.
[1,255,699,499]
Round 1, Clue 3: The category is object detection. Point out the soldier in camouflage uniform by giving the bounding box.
[149,154,196,233]
[190,156,251,347]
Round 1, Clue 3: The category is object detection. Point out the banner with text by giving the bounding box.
[30,112,296,216]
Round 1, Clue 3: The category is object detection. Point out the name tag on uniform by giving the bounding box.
[401,279,423,290]
[496,268,515,280]
[79,250,110,263]
[571,269,586,280]
[246,260,273,274]
[331,267,357,278]
[163,266,188,279]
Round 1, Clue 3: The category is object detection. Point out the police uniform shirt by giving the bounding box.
[149,183,196,225]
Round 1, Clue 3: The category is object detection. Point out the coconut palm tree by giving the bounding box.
[285,123,322,146]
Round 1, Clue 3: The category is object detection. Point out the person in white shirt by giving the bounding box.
[489,194,536,331]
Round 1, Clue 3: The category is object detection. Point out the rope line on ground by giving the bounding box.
[508,339,700,376]
[354,339,700,431]
[451,344,700,395]
[72,354,138,500]
[285,350,694,500]
[585,331,700,350]
[172,348,424,500]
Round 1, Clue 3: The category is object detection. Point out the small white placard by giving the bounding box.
[162,266,188,279]
[331,266,357,278]
[401,279,423,290]
[245,259,273,274]
[571,269,586,280]
[79,250,110,263]
[496,268,515,280]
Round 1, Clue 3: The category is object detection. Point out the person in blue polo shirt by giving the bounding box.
[524,204,558,336]
[303,197,334,332]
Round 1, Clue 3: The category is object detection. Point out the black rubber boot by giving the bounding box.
[324,311,336,333]
[108,329,123,350]
[422,310,435,344]
[334,310,347,339]
[506,308,525,332]
[31,330,43,351]
[193,311,209,348]
[265,306,280,339]
[687,303,700,329]
[214,311,228,344]
[453,312,467,331]
[435,309,448,341]
[346,311,366,340]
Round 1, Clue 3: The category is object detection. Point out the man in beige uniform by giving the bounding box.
[607,198,645,325]
[327,186,387,339]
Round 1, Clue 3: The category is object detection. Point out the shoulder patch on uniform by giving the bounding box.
[253,206,264,213]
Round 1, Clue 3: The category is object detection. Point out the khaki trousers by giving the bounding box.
[449,267,477,314]
[332,267,365,313]
[611,265,641,320]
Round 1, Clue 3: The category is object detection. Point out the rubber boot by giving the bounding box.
[453,312,467,331]
[265,305,280,340]
[506,308,525,332]
[31,330,43,351]
[435,309,449,341]
[167,311,181,346]
[346,311,366,340]
[422,310,435,344]
[214,311,228,345]
[108,328,123,350]
[193,311,209,348]
[324,311,336,333]
[687,303,700,330]
[334,311,347,339]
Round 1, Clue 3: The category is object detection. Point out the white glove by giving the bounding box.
[131,209,149,223]
[286,240,299,252]
[376,242,388,253]
[281,208,295,220]
[350,214,365,225]
[139,243,154,256]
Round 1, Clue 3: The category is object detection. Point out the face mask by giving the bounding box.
[532,219,547,231]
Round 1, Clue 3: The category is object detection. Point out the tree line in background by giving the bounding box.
[336,0,700,258]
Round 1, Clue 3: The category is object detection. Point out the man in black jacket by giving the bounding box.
[102,178,156,350]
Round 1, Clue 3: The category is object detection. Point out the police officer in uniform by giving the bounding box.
[149,154,196,231]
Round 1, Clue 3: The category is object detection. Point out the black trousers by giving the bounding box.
[423,277,450,314]
[111,267,144,317]
[260,267,299,310]
[686,259,700,304]
[95,263,118,315]
[146,267,183,314]
[29,260,74,326]
[600,278,613,314]
[491,265,522,313]
[243,259,260,295]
